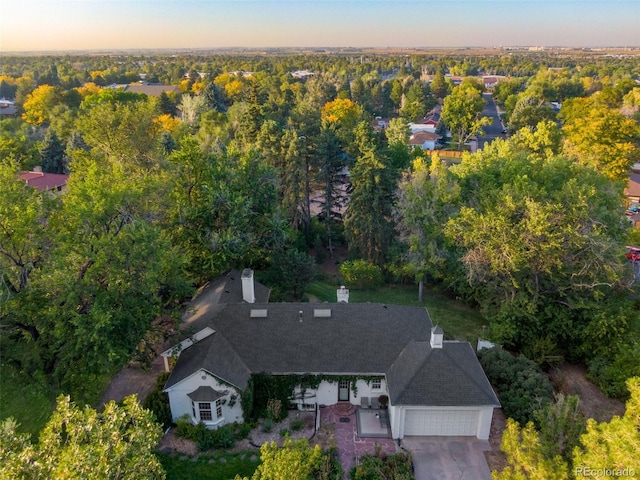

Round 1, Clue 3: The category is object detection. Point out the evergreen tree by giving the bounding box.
[344,122,395,265]
[202,81,225,112]
[157,91,176,116]
[40,129,67,174]
[316,123,347,258]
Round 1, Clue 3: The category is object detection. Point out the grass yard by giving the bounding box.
[0,363,56,439]
[157,451,260,480]
[306,281,487,343]
[0,360,115,440]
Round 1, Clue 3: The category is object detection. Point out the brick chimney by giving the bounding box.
[241,268,255,304]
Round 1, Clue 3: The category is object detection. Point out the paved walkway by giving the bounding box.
[320,405,398,479]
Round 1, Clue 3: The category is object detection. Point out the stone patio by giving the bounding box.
[320,405,398,479]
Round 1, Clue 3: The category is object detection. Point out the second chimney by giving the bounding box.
[337,286,349,303]
[242,268,256,303]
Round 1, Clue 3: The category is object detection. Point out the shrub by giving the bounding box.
[349,451,413,480]
[142,371,172,429]
[266,398,282,420]
[478,347,554,425]
[339,260,383,289]
[174,417,236,451]
[588,341,640,399]
[315,446,343,480]
[262,418,274,433]
[235,421,255,440]
[279,428,289,437]
[290,417,304,431]
[175,415,200,440]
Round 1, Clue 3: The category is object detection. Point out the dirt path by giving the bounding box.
[99,355,164,407]
[549,363,625,423]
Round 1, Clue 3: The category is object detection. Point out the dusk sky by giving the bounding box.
[1,0,638,52]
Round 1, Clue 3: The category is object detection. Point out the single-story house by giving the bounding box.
[410,110,441,134]
[106,83,180,97]
[162,270,499,440]
[625,172,640,205]
[409,131,442,151]
[18,168,69,193]
[371,117,393,132]
[0,98,18,117]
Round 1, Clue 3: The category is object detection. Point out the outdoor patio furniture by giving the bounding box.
[371,397,379,409]
[360,396,369,408]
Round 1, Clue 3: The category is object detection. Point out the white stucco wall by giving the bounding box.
[165,369,244,429]
[292,378,388,409]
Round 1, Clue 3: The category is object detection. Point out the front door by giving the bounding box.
[338,380,350,402]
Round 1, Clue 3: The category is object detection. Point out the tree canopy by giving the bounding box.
[0,395,165,480]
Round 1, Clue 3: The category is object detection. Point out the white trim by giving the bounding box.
[160,328,215,371]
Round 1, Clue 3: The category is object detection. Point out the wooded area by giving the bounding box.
[1,51,640,478]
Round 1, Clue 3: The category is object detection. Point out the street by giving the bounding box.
[478,93,507,149]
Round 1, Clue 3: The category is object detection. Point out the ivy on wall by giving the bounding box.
[242,372,385,421]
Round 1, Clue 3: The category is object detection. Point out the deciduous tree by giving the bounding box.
[0,395,165,480]
[562,99,640,182]
[441,84,491,149]
[235,439,323,480]
[22,85,63,125]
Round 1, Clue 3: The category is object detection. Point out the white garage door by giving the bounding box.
[404,409,479,436]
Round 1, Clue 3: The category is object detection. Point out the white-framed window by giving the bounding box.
[199,402,213,421]
[192,400,224,423]
[371,379,382,390]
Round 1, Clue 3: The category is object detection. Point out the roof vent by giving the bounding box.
[250,309,268,318]
[313,309,332,318]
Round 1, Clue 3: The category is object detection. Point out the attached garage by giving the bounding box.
[403,409,479,436]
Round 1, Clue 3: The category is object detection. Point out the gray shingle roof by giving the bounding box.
[188,386,225,402]
[387,341,500,407]
[165,299,499,408]
[166,330,251,390]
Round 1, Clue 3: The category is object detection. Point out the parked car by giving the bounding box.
[626,246,640,261]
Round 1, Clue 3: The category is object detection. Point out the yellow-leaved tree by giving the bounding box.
[22,84,63,125]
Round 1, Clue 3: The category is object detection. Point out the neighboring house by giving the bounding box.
[106,83,180,97]
[291,70,315,79]
[625,172,640,204]
[482,75,507,90]
[410,109,441,134]
[625,172,640,226]
[163,269,499,440]
[371,117,393,132]
[0,98,18,117]
[18,168,69,193]
[409,131,442,151]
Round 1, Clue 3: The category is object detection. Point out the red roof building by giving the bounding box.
[18,170,69,193]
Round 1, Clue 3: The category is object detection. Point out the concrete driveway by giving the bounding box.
[401,437,492,480]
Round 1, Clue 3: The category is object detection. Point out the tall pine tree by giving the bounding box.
[40,129,67,174]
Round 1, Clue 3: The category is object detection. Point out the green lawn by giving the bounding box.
[0,360,114,440]
[157,450,260,480]
[306,281,487,343]
[0,363,56,440]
